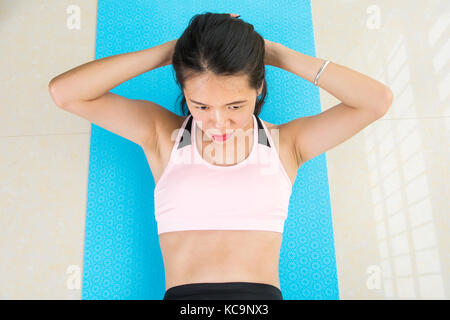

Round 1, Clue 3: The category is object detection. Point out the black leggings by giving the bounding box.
[163,282,283,300]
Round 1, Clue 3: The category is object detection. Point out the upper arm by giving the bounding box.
[281,102,390,166]
[50,89,176,149]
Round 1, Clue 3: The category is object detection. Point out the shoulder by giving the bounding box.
[261,119,277,130]
[257,117,278,137]
[261,117,301,168]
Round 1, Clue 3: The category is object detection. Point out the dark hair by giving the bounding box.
[171,12,267,117]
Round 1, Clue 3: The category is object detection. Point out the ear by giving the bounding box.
[257,83,263,96]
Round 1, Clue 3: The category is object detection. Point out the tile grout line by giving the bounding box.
[0,132,91,138]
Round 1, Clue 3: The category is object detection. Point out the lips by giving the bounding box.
[212,133,232,141]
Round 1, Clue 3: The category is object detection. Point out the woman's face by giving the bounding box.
[184,73,262,143]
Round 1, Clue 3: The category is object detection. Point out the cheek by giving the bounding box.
[240,116,253,128]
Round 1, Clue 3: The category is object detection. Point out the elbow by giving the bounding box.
[384,88,394,107]
[377,87,394,116]
[48,79,66,108]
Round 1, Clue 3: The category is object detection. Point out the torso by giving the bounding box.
[142,114,301,291]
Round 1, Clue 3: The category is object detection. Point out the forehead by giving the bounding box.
[184,73,251,97]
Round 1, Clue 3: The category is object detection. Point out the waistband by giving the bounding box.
[163,281,283,300]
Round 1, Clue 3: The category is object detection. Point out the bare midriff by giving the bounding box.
[159,230,283,290]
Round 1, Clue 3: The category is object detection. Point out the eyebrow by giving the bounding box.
[189,99,248,106]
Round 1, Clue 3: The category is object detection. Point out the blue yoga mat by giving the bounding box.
[82,0,339,300]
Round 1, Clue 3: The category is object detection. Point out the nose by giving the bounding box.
[210,113,232,135]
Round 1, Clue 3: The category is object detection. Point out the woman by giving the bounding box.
[49,12,393,300]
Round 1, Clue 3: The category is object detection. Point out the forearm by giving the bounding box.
[271,43,393,112]
[49,39,176,106]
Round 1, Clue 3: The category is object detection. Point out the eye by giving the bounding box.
[196,105,242,111]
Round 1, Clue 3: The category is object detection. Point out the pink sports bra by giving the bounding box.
[153,114,293,235]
